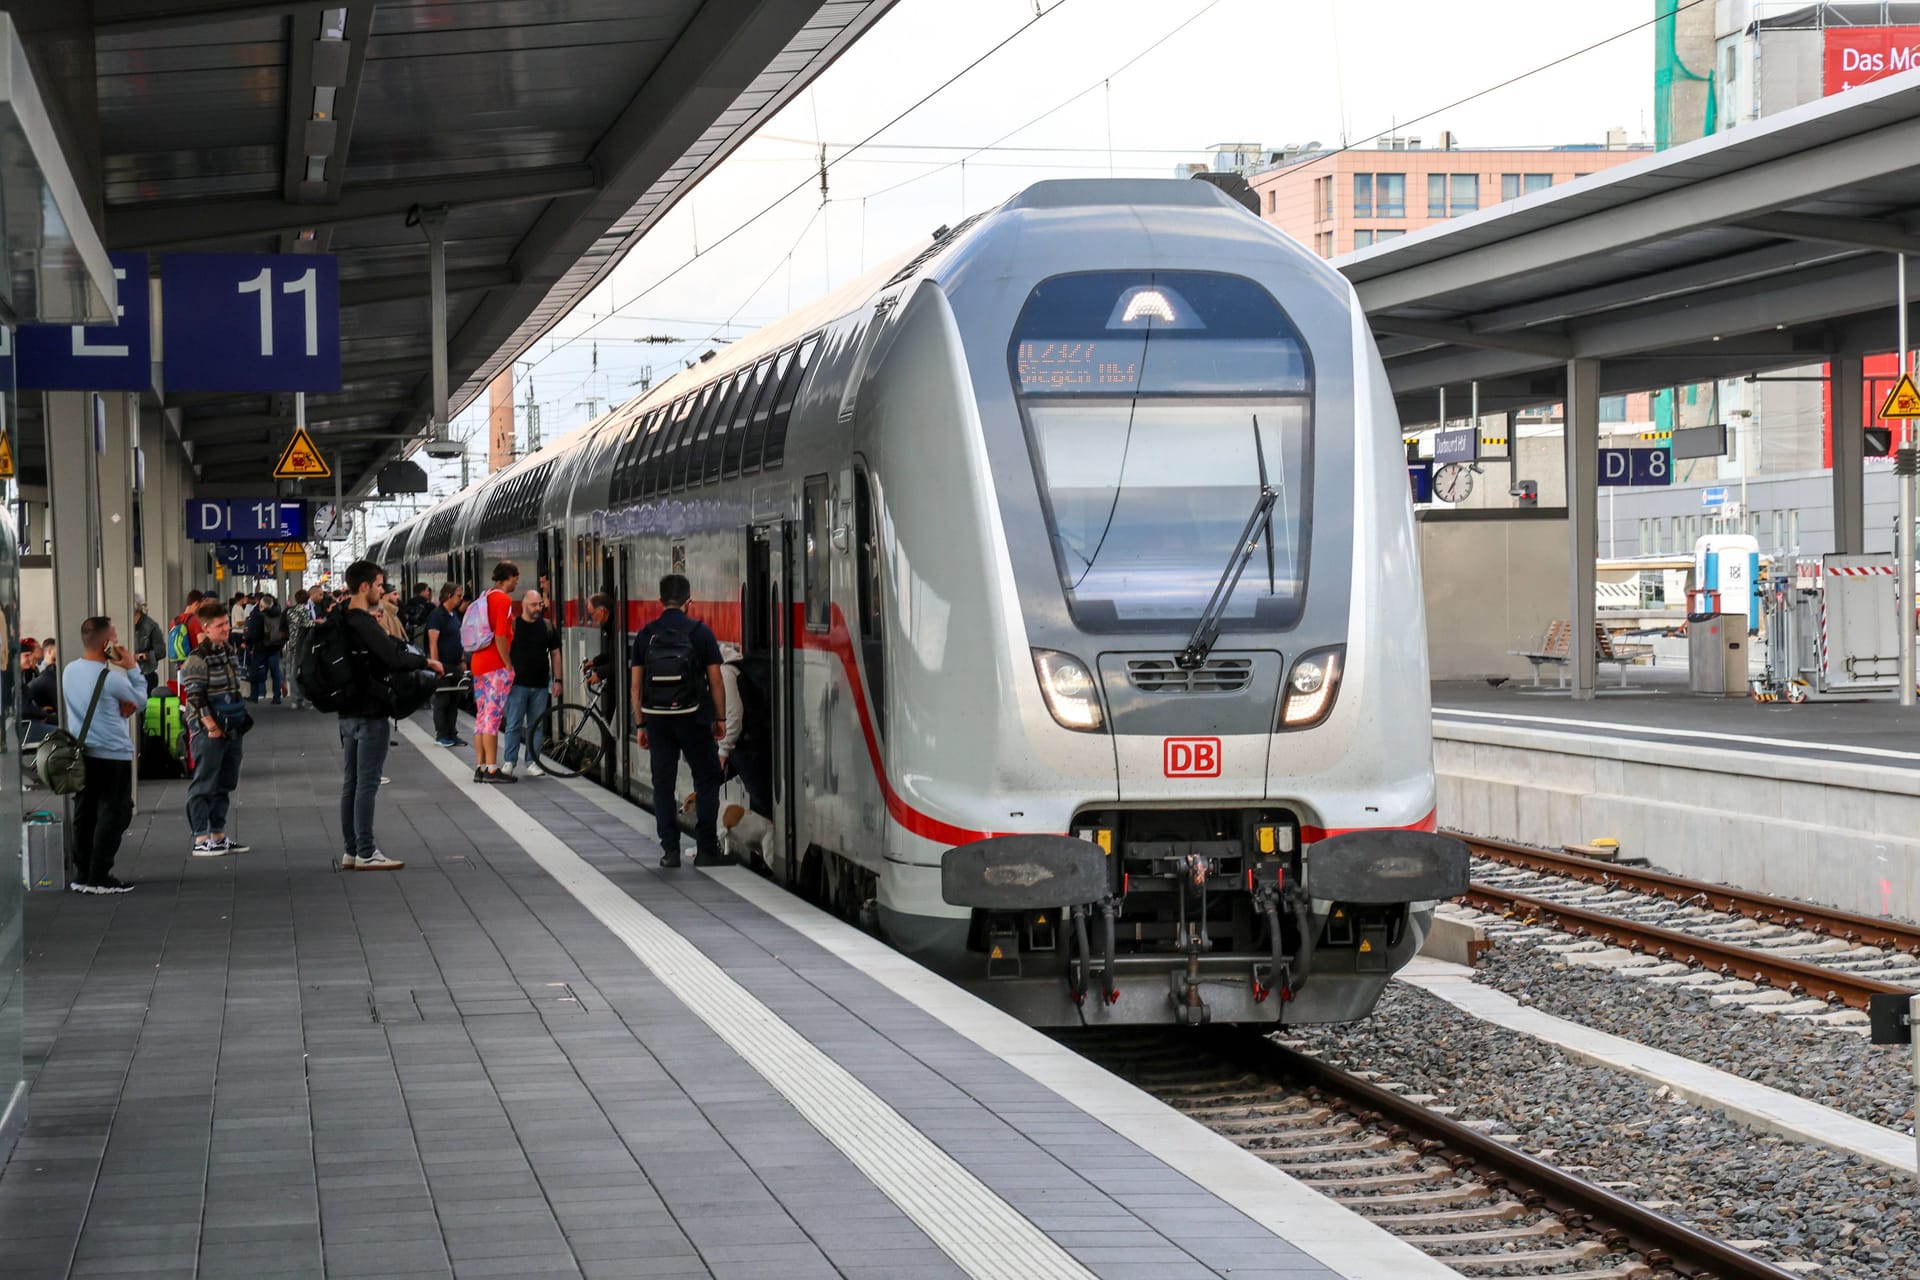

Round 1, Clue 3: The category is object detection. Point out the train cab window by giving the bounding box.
[725,357,774,476]
[763,335,818,471]
[740,349,792,474]
[854,468,884,730]
[1008,270,1314,633]
[802,474,830,633]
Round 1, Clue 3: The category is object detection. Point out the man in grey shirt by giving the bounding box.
[62,615,146,893]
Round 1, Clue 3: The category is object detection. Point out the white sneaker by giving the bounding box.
[525,764,546,778]
[69,880,95,894]
[347,852,405,872]
[499,764,515,778]
[192,840,227,857]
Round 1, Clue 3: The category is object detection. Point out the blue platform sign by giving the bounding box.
[189,498,306,542]
[215,542,276,571]
[1702,486,1729,507]
[1598,447,1673,488]
[1407,463,1434,503]
[17,252,152,391]
[161,253,341,392]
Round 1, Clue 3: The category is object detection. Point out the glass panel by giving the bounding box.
[1376,173,1405,217]
[1501,173,1520,202]
[740,350,792,473]
[723,360,770,478]
[1353,230,1373,249]
[675,384,719,490]
[1427,172,1447,217]
[1449,173,1478,216]
[803,475,830,632]
[1352,173,1372,218]
[763,336,818,471]
[0,319,21,1167]
[1009,271,1312,633]
[1524,173,1552,193]
[703,373,745,485]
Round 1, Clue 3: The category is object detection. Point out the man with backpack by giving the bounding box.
[400,582,436,647]
[302,560,442,871]
[284,588,314,708]
[463,561,520,784]
[630,573,727,868]
[131,597,165,695]
[245,593,289,703]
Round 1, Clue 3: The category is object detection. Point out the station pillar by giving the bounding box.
[1565,358,1601,700]
[138,407,189,621]
[98,393,137,645]
[43,392,98,675]
[1831,354,1866,555]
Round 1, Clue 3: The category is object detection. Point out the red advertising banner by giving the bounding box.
[1824,26,1920,95]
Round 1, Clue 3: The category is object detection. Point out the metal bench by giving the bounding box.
[1508,620,1653,688]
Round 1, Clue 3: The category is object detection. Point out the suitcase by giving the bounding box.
[139,692,188,780]
[23,810,64,891]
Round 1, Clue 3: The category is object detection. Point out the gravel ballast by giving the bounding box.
[1473,934,1917,1134]
[1287,982,1920,1279]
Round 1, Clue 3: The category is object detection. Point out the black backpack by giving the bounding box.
[298,610,363,712]
[640,626,705,715]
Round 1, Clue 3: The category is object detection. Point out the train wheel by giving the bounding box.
[537,702,601,779]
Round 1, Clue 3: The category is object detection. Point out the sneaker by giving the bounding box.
[340,853,359,870]
[347,852,404,872]
[451,737,469,747]
[693,851,735,868]
[486,771,517,784]
[525,764,547,778]
[69,880,96,894]
[221,838,251,854]
[94,877,133,894]
[192,839,227,857]
[499,764,516,778]
[473,766,487,783]
[379,776,390,786]
[658,851,682,869]
[435,737,459,748]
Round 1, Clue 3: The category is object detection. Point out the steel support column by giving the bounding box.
[99,393,137,643]
[1832,354,1866,555]
[44,393,98,700]
[1566,359,1601,701]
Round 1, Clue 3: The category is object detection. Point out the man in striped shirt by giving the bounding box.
[180,601,252,858]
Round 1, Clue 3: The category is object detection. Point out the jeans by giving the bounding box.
[249,650,283,702]
[647,716,722,857]
[186,722,244,835]
[73,755,135,885]
[338,715,390,859]
[502,684,550,766]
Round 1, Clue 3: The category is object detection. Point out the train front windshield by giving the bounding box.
[1008,271,1314,633]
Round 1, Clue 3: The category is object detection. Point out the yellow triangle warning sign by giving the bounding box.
[989,946,1004,960]
[0,433,15,480]
[272,426,332,479]
[1358,939,1373,953]
[1881,372,1920,420]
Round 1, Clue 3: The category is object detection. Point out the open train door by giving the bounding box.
[614,543,635,800]
[748,520,800,886]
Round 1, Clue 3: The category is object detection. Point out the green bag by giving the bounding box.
[35,670,108,796]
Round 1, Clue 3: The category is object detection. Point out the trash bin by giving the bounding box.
[22,809,63,891]
[1687,612,1749,696]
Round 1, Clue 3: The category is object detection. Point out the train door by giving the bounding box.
[614,543,634,799]
[768,521,800,886]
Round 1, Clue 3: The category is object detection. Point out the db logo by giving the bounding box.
[1163,737,1221,778]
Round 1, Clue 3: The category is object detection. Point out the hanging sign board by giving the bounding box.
[1880,372,1920,419]
[1598,447,1673,487]
[0,433,15,480]
[273,426,332,480]
[279,547,309,572]
[160,253,341,392]
[17,252,152,391]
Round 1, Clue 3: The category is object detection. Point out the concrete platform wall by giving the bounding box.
[1420,516,1569,681]
[1434,720,1920,922]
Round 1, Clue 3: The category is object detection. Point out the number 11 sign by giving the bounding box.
[160,253,341,392]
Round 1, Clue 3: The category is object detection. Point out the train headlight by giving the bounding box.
[1033,649,1105,732]
[1281,647,1344,729]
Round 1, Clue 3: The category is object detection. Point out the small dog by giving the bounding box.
[679,790,774,866]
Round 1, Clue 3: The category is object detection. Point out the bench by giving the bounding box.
[1508,620,1654,688]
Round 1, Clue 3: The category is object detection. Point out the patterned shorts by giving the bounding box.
[474,667,513,734]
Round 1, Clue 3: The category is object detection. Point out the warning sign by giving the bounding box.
[1882,372,1920,419]
[272,426,331,479]
[0,433,15,480]
[280,547,308,572]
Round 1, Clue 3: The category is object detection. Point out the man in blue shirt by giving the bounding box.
[425,583,467,747]
[630,574,727,868]
[62,615,148,893]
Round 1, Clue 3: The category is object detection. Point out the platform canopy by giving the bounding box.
[23,0,897,494]
[1339,65,1920,422]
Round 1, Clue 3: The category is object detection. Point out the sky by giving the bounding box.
[365,0,1657,541]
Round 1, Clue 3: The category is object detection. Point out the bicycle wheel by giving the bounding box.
[538,702,605,779]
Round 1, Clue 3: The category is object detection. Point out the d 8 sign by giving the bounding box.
[1163,737,1221,778]
[160,253,341,392]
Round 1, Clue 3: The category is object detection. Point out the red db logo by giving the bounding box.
[1163,737,1221,778]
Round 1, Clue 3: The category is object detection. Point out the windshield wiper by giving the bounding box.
[1177,480,1277,671]
[1252,415,1277,596]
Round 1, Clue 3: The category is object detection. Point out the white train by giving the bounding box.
[372,179,1466,1027]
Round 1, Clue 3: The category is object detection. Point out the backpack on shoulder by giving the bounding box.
[459,590,498,653]
[166,621,191,663]
[298,610,363,712]
[640,627,706,715]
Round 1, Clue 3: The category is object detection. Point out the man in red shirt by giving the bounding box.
[468,561,520,783]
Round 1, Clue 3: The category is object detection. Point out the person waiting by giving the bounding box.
[62,616,146,893]
[426,583,467,748]
[630,574,727,868]
[179,601,250,857]
[501,589,560,777]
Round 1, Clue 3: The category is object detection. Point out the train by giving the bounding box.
[370,178,1467,1027]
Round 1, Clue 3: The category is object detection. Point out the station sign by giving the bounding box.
[1597,447,1672,488]
[161,254,341,392]
[1432,427,1477,465]
[215,541,279,571]
[1407,463,1433,503]
[189,499,307,542]
[16,252,152,391]
[1701,486,1729,508]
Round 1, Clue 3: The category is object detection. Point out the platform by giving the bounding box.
[1432,680,1920,923]
[0,706,1454,1280]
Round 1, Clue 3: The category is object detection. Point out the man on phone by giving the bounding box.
[62,617,147,893]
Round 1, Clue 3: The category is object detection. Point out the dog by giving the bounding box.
[679,789,774,867]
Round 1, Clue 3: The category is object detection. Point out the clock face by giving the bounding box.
[1434,462,1474,504]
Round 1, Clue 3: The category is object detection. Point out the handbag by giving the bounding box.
[35,669,109,796]
[211,698,251,737]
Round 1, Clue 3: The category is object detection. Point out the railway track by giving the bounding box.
[1454,834,1918,1012]
[1066,1027,1800,1280]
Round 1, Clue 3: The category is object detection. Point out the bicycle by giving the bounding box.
[536,667,619,779]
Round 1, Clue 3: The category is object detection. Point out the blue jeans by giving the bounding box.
[249,650,283,702]
[338,715,390,859]
[186,722,244,835]
[502,684,550,766]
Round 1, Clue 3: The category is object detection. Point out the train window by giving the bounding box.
[703,372,745,485]
[1008,270,1314,634]
[763,335,818,471]
[725,357,775,476]
[741,349,793,473]
[670,386,712,491]
[679,382,723,489]
[854,467,884,732]
[634,409,668,497]
[802,474,830,633]
[653,396,695,495]
[686,378,732,488]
